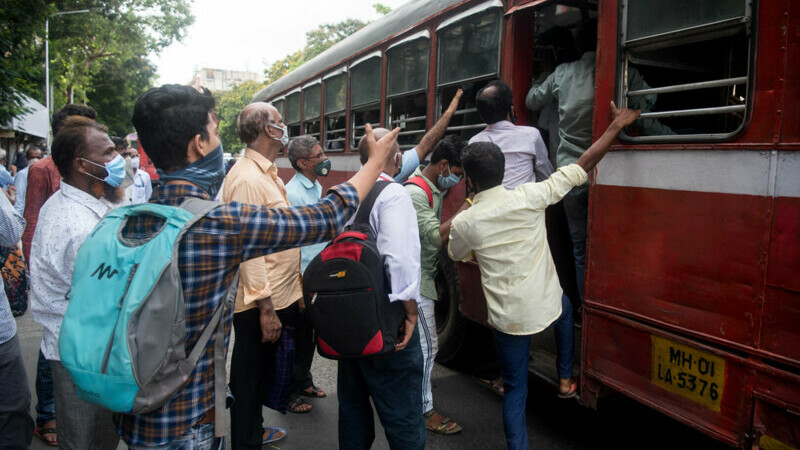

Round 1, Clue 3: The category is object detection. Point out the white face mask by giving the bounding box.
[268,123,289,148]
[130,156,140,170]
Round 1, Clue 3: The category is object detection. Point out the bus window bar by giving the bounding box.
[399,144,417,150]
[638,104,745,119]
[307,133,321,138]
[353,124,379,131]
[326,127,347,133]
[627,77,747,97]
[325,138,347,143]
[451,107,478,117]
[390,115,427,125]
[398,129,427,137]
[446,123,486,132]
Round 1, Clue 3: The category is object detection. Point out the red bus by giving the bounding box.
[253,1,800,447]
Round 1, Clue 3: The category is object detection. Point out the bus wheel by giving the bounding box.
[434,250,468,364]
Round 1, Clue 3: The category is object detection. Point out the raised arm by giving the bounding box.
[347,123,399,201]
[415,89,463,161]
[575,102,641,173]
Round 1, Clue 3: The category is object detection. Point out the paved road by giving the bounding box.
[17,311,729,449]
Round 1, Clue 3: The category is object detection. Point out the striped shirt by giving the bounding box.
[113,182,359,446]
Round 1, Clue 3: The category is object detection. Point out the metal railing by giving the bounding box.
[639,104,745,119]
[627,77,747,97]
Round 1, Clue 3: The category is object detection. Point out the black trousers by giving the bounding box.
[229,303,299,450]
[290,307,315,398]
[0,335,34,450]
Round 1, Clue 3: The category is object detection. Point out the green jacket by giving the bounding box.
[405,167,442,300]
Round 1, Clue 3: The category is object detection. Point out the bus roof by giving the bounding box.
[252,0,465,103]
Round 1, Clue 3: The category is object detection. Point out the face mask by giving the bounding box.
[157,142,225,197]
[81,153,126,187]
[438,164,461,190]
[130,156,140,170]
[314,158,331,177]
[269,123,289,148]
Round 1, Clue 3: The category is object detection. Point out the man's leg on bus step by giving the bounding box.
[563,183,590,301]
[493,329,531,450]
[555,294,577,398]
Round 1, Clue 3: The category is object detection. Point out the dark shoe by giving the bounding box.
[300,385,327,398]
[286,396,312,414]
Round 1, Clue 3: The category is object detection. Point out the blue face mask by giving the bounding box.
[438,164,461,190]
[158,142,225,197]
[81,153,127,187]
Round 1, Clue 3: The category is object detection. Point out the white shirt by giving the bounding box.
[30,182,115,360]
[469,120,554,189]
[346,173,421,304]
[125,169,152,205]
[448,165,588,335]
[13,167,29,215]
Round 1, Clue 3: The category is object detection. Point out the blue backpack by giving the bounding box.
[58,199,237,434]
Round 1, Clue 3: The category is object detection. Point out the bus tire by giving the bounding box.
[434,250,468,364]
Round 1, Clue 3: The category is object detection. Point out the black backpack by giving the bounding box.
[304,181,406,359]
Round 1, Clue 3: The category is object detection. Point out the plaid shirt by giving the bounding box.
[113,182,358,446]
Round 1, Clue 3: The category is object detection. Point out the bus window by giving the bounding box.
[436,2,503,141]
[324,71,347,152]
[286,91,301,140]
[618,0,752,141]
[272,99,285,119]
[350,53,382,149]
[386,34,429,150]
[303,82,322,139]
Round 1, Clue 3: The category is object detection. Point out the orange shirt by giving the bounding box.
[221,149,302,313]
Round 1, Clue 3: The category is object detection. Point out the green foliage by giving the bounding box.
[263,3,392,85]
[0,0,192,133]
[216,80,268,154]
[0,0,53,125]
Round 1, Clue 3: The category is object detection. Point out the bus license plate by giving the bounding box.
[651,335,725,412]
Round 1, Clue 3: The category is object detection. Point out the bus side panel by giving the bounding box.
[752,370,800,450]
[586,184,769,349]
[583,309,754,447]
[761,195,800,365]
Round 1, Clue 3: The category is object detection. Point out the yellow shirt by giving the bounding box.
[222,149,302,313]
[447,164,588,335]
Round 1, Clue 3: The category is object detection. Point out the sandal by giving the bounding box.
[558,379,578,399]
[473,375,504,396]
[262,426,286,444]
[423,409,462,435]
[286,396,312,414]
[300,385,327,398]
[34,426,58,447]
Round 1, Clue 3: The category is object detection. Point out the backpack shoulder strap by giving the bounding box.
[404,176,433,208]
[353,180,391,226]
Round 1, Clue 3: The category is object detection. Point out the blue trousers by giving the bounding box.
[493,294,575,450]
[563,184,589,300]
[35,349,56,427]
[337,326,425,450]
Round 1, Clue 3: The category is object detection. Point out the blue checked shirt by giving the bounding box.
[113,182,359,446]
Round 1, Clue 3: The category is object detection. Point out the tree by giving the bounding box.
[0,0,52,125]
[263,4,391,85]
[86,55,156,136]
[216,80,267,154]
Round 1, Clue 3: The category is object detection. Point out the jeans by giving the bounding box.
[128,423,223,450]
[50,360,120,450]
[562,183,589,300]
[338,325,425,450]
[493,294,575,450]
[0,335,34,450]
[35,348,56,427]
[417,294,438,414]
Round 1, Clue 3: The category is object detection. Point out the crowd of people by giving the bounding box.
[0,21,646,448]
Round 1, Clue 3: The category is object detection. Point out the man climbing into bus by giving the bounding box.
[405,134,469,436]
[448,102,641,450]
[526,20,674,304]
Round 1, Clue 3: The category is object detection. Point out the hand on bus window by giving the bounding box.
[446,89,464,114]
[610,101,641,130]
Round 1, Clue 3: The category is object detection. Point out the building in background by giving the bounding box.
[192,68,263,93]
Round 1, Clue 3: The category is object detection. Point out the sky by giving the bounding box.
[152,0,409,85]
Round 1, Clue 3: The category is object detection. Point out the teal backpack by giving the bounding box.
[58,199,237,434]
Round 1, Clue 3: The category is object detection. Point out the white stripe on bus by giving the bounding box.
[595,150,800,198]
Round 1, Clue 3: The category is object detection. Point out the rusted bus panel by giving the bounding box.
[766,196,800,293]
[586,184,770,349]
[582,309,755,447]
[752,369,800,450]
[780,0,800,143]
